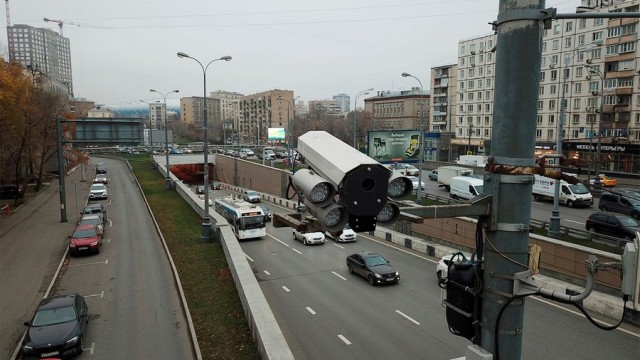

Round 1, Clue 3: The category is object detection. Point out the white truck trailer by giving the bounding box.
[532,174,593,208]
[437,166,474,191]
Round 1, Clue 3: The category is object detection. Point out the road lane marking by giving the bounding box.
[333,243,345,249]
[84,291,104,298]
[332,271,347,281]
[306,307,316,315]
[395,310,421,325]
[282,286,291,293]
[269,234,290,247]
[263,270,271,276]
[337,334,351,345]
[244,254,255,262]
[292,248,302,255]
[564,219,583,225]
[90,342,95,354]
[69,259,108,267]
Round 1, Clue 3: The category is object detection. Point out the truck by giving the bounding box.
[437,165,474,191]
[450,176,484,200]
[532,174,593,208]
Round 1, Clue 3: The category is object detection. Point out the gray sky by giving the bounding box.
[2,0,578,107]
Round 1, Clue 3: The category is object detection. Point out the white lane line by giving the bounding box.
[90,342,96,354]
[292,248,302,255]
[564,219,583,225]
[263,270,271,276]
[245,254,255,262]
[282,286,291,293]
[306,307,316,315]
[337,334,351,345]
[84,291,104,298]
[333,243,345,249]
[395,310,421,325]
[69,259,108,267]
[332,271,347,281]
[270,235,290,247]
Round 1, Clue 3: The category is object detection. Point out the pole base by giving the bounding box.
[548,210,561,238]
[201,217,212,242]
[165,178,173,189]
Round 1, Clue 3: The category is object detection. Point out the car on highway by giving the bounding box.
[293,230,325,245]
[589,174,617,187]
[436,254,455,281]
[78,214,105,235]
[239,148,254,157]
[21,294,89,359]
[347,252,399,285]
[195,185,206,194]
[93,174,108,184]
[89,183,108,200]
[598,191,640,220]
[82,203,107,222]
[429,169,438,181]
[325,224,357,242]
[211,181,222,190]
[243,190,260,203]
[389,163,419,176]
[95,162,107,174]
[585,212,640,241]
[407,176,425,191]
[68,224,103,255]
[257,204,272,222]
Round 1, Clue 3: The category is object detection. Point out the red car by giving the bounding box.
[68,224,102,256]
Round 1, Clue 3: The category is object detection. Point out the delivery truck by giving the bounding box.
[532,174,593,208]
[437,166,474,191]
[450,176,484,200]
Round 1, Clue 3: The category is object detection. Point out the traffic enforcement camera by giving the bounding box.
[291,131,413,232]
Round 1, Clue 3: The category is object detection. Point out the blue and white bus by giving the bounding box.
[214,196,266,240]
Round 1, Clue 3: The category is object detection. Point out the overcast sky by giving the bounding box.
[2,0,578,107]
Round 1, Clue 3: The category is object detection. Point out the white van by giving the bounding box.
[450,176,483,200]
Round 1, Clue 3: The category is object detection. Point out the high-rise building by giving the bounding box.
[7,24,73,97]
[238,89,294,145]
[333,93,351,112]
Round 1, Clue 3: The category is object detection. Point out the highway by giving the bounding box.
[232,195,639,360]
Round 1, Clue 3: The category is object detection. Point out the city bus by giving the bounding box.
[214,196,266,240]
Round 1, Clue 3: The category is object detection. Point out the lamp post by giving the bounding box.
[277,95,295,172]
[401,72,425,205]
[177,52,232,242]
[548,40,601,238]
[353,88,373,149]
[587,66,606,191]
[467,121,473,155]
[150,89,179,188]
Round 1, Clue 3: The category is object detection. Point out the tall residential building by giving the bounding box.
[180,97,221,128]
[7,24,73,97]
[210,90,243,137]
[364,89,430,131]
[333,93,351,112]
[308,100,342,119]
[430,64,458,133]
[149,103,166,129]
[451,0,640,173]
[238,89,295,145]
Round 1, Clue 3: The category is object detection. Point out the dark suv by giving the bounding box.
[598,191,640,220]
[585,212,639,241]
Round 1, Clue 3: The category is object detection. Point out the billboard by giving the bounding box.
[367,130,423,164]
[268,127,286,140]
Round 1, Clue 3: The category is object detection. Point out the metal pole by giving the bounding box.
[594,77,604,188]
[481,1,544,357]
[400,74,425,204]
[150,89,179,189]
[353,88,373,149]
[177,52,231,242]
[56,116,67,223]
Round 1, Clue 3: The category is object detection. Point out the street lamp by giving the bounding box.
[401,72,426,205]
[149,89,179,189]
[277,95,295,172]
[586,65,606,191]
[548,40,601,238]
[177,52,232,242]
[467,120,474,155]
[353,88,374,148]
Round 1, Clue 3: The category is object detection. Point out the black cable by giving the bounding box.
[571,300,627,330]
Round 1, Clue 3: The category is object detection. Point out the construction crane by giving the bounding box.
[43,18,66,35]
[43,17,110,36]
[5,0,10,26]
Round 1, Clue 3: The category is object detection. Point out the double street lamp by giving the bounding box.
[353,88,373,148]
[149,89,179,189]
[177,52,232,242]
[401,72,426,205]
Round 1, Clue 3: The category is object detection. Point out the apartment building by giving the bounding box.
[148,103,166,129]
[7,24,73,97]
[430,64,458,134]
[364,89,430,131]
[333,93,351,113]
[180,96,221,128]
[308,99,343,120]
[452,0,639,172]
[238,89,295,145]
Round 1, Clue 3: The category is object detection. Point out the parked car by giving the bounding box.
[78,214,105,235]
[293,230,325,245]
[585,212,640,241]
[195,185,206,194]
[95,162,107,174]
[389,163,419,176]
[407,176,425,191]
[168,148,183,155]
[21,294,89,359]
[93,174,108,184]
[239,148,255,157]
[589,174,617,187]
[243,190,261,203]
[257,149,276,160]
[598,191,640,220]
[325,224,357,242]
[68,224,103,255]
[346,252,399,285]
[257,204,272,222]
[89,184,108,200]
[429,169,438,181]
[0,184,25,199]
[211,181,222,190]
[82,203,107,222]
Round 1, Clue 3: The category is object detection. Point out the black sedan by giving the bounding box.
[585,212,640,241]
[81,203,107,223]
[346,252,400,285]
[22,294,89,359]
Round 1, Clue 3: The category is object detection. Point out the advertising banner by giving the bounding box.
[268,127,286,140]
[367,130,422,164]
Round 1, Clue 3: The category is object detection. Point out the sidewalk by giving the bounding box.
[0,169,87,359]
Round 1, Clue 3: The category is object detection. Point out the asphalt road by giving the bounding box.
[0,159,194,360]
[233,197,640,360]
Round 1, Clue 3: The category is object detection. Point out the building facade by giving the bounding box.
[430,64,458,133]
[333,93,351,112]
[364,89,431,131]
[180,96,221,128]
[308,99,343,120]
[7,24,73,97]
[237,89,295,145]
